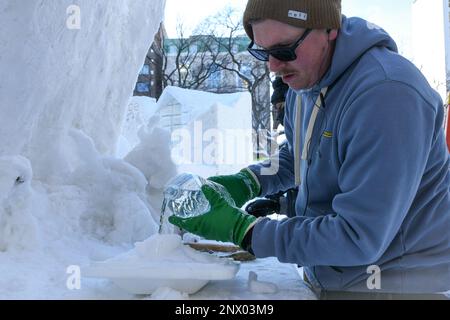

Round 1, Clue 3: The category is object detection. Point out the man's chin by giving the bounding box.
[281,77,309,91]
[288,78,316,91]
[288,83,311,91]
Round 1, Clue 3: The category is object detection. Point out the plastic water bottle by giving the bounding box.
[162,173,211,219]
[159,173,236,233]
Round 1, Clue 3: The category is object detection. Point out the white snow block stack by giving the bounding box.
[155,86,253,177]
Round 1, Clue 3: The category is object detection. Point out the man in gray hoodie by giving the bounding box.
[170,0,450,299]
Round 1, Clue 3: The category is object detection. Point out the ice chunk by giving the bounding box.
[248,271,279,294]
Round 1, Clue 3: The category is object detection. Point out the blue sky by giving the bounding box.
[164,0,413,58]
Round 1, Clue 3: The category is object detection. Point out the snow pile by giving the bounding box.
[66,129,158,244]
[0,128,167,298]
[134,234,182,259]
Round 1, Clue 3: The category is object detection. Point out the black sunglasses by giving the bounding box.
[247,29,312,62]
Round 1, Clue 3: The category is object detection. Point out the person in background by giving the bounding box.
[170,0,450,299]
[246,76,298,219]
[271,77,289,131]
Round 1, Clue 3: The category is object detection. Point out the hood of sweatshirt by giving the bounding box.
[319,15,398,90]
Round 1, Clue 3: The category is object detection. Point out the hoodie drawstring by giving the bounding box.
[294,87,328,186]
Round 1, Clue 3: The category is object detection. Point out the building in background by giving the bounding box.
[134,23,166,99]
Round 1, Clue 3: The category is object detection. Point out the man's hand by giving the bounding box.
[207,168,260,208]
[168,184,258,247]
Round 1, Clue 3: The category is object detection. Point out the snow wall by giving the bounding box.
[0,0,165,181]
[0,0,169,298]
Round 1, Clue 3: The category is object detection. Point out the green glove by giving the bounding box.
[207,168,261,208]
[168,184,258,247]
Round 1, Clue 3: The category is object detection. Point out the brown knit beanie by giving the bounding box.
[243,0,342,39]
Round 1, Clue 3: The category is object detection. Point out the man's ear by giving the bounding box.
[328,29,338,41]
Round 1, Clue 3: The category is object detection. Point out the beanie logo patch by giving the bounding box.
[288,10,308,21]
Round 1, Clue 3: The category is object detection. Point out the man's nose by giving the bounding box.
[268,55,285,73]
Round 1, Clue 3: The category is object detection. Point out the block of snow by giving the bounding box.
[82,234,240,295]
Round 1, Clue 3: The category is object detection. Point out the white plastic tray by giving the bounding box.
[83,260,239,295]
[82,235,240,295]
